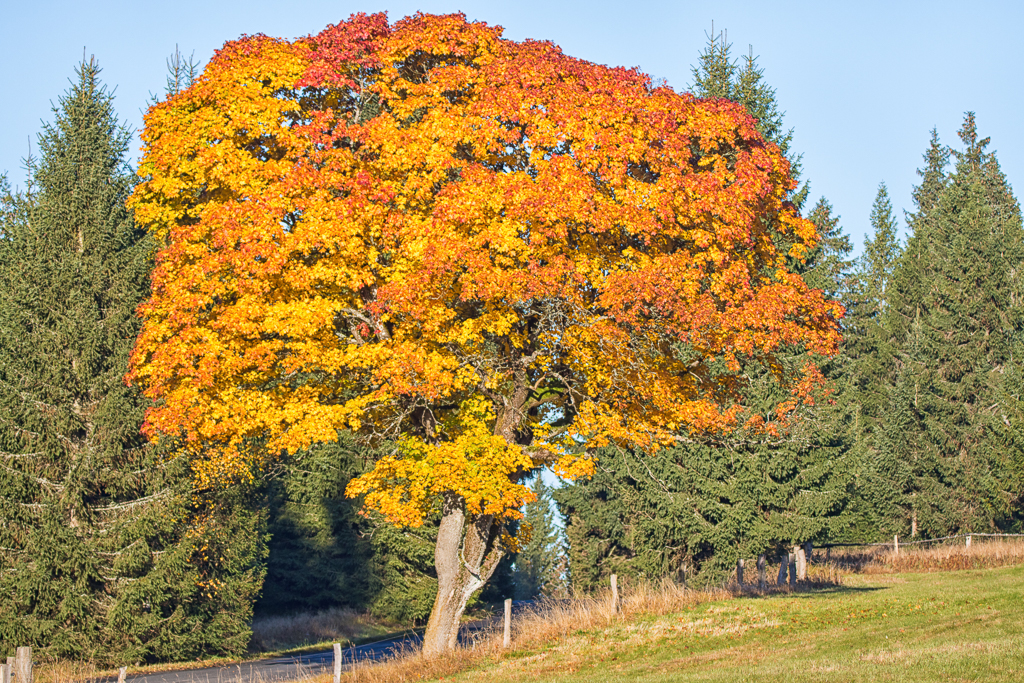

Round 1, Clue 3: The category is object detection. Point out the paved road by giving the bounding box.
[116,634,420,683]
[116,603,541,683]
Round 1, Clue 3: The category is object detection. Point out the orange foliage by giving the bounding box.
[128,13,842,526]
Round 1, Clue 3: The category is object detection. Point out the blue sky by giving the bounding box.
[2,0,1020,254]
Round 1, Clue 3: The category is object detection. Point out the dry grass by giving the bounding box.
[31,661,103,683]
[332,541,1024,682]
[32,538,1024,683]
[250,606,395,652]
[334,573,835,683]
[826,536,1024,573]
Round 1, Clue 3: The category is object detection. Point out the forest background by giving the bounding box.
[2,3,1024,666]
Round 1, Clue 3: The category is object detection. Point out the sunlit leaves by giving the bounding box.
[129,13,841,529]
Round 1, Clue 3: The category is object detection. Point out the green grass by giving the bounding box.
[447,567,1024,682]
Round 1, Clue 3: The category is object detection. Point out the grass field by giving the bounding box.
[346,558,1024,682]
[472,570,1024,682]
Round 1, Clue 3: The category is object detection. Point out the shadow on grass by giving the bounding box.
[779,584,889,598]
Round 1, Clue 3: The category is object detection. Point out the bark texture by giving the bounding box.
[421,495,505,657]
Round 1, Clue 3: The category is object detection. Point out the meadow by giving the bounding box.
[338,540,1024,682]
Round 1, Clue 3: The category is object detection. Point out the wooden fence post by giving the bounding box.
[757,554,766,591]
[5,657,12,683]
[610,574,620,613]
[777,555,788,585]
[788,553,796,589]
[332,643,341,683]
[737,558,744,586]
[117,667,126,683]
[796,545,807,581]
[15,647,30,683]
[894,535,899,556]
[1,663,8,683]
[966,535,972,548]
[503,598,512,647]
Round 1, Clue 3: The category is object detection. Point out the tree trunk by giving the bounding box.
[421,494,505,657]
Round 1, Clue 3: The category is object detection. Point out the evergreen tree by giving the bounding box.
[557,414,854,589]
[881,114,1024,535]
[258,433,444,624]
[366,518,439,624]
[845,184,901,429]
[804,198,855,297]
[557,201,856,587]
[512,477,564,599]
[0,58,264,663]
[258,437,376,615]
[888,129,950,348]
[837,184,905,537]
[691,31,806,208]
[908,129,951,230]
[863,184,901,303]
[689,26,736,100]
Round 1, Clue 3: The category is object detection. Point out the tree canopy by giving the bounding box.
[128,12,841,653]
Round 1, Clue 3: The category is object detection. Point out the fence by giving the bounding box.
[727,532,1024,588]
[821,532,1024,552]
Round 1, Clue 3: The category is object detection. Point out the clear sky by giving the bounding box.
[2,0,1020,253]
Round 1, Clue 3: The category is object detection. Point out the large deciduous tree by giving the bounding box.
[128,13,841,654]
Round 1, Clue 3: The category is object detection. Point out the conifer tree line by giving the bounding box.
[2,30,1022,663]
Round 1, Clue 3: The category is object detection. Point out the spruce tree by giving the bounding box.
[258,435,443,624]
[259,437,376,615]
[887,130,950,348]
[0,58,264,663]
[881,114,1024,535]
[691,32,806,208]
[689,26,736,100]
[861,184,901,311]
[557,201,856,587]
[830,184,905,538]
[846,184,901,429]
[512,477,564,600]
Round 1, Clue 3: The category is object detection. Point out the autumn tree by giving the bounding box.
[128,13,841,654]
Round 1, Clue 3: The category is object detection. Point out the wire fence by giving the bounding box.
[818,532,1024,550]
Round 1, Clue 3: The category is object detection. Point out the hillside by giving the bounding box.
[348,563,1024,682]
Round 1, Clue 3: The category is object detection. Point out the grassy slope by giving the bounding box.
[448,567,1024,682]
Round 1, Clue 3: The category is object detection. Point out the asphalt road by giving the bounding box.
[116,603,541,683]
[116,634,421,683]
